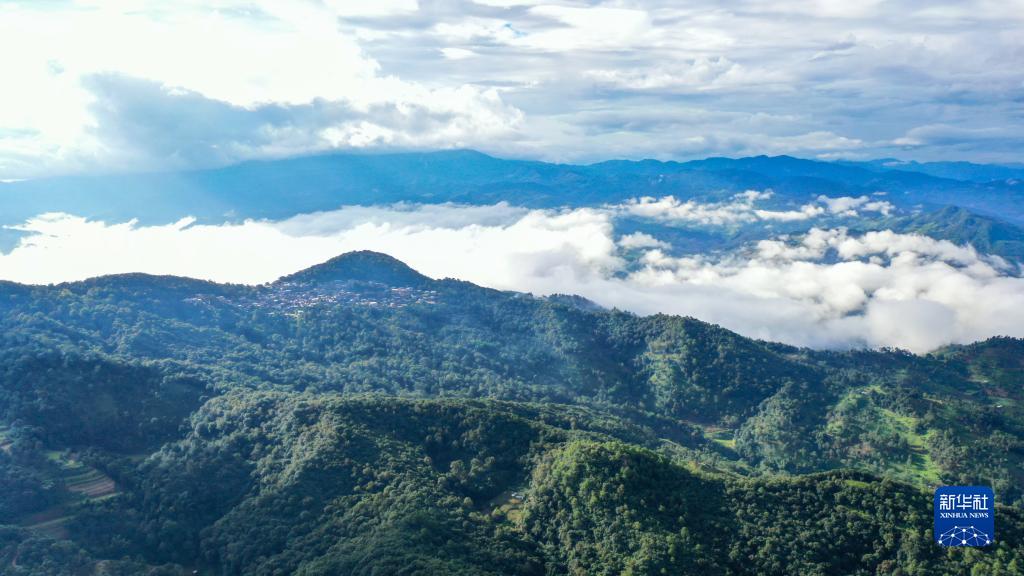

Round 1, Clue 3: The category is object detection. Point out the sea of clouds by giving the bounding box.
[2,196,1021,353]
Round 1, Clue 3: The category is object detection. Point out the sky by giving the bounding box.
[2,0,1024,179]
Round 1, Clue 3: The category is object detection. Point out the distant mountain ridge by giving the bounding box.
[847,158,1024,183]
[3,150,1023,226]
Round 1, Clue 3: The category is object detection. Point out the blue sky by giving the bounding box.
[2,0,1023,179]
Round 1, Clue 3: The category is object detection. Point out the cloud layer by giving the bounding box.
[4,203,1022,353]
[618,192,892,225]
[0,1,522,177]
[2,0,1024,178]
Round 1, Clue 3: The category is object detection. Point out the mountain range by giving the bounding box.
[0,251,1021,574]
[3,150,1024,225]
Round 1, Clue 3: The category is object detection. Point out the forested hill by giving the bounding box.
[0,251,1022,574]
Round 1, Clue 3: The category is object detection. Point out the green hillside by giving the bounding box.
[5,394,1022,575]
[0,252,1021,574]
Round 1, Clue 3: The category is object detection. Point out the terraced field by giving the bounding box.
[19,451,119,539]
[65,468,117,499]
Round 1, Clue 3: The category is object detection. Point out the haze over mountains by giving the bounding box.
[3,150,1024,224]
[2,151,1024,352]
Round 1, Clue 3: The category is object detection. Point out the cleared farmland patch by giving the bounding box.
[47,452,119,499]
[65,468,117,498]
[18,451,120,539]
[21,506,72,540]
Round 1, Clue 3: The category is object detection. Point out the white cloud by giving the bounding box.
[440,47,477,60]
[818,195,894,216]
[3,2,379,108]
[621,195,758,226]
[584,56,788,93]
[618,192,898,228]
[618,232,669,249]
[0,1,523,177]
[629,227,1022,351]
[433,19,523,43]
[325,0,420,18]
[5,0,1024,175]
[521,6,653,52]
[471,0,546,6]
[618,190,826,225]
[754,204,827,221]
[3,205,1022,353]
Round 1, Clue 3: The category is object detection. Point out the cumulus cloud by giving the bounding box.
[618,232,670,249]
[2,205,1022,353]
[618,190,861,226]
[4,0,1024,176]
[621,192,768,226]
[0,0,523,177]
[817,195,894,216]
[326,0,420,18]
[415,0,1022,163]
[73,73,522,173]
[518,5,654,52]
[629,227,1021,351]
[617,192,899,226]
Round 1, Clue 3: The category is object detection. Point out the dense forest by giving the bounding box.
[0,251,1021,574]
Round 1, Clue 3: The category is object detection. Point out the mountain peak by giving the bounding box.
[276,251,431,287]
